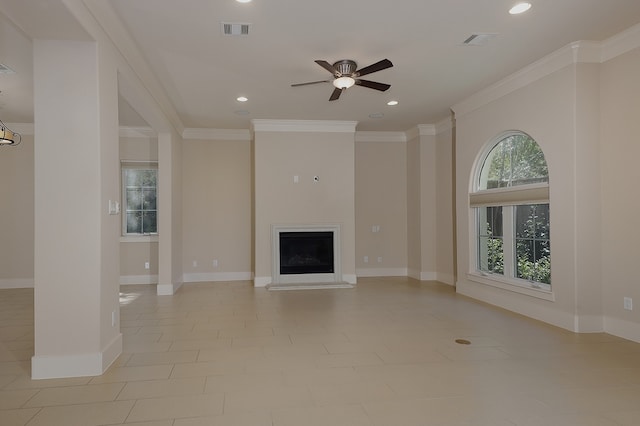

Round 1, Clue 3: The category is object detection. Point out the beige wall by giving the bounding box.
[253,123,356,285]
[454,64,583,331]
[406,134,422,277]
[355,139,407,276]
[0,133,34,288]
[181,139,253,281]
[600,46,640,341]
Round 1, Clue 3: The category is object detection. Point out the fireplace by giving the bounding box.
[279,232,334,275]
[271,224,342,284]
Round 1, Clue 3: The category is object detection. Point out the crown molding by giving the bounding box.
[601,22,640,62]
[355,131,406,143]
[182,128,252,141]
[251,119,358,133]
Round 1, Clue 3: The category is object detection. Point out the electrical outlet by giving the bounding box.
[213,259,218,268]
[377,257,383,263]
[192,260,197,267]
[144,262,150,270]
[624,297,633,311]
[364,256,369,263]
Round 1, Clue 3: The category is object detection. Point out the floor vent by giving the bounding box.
[222,22,250,36]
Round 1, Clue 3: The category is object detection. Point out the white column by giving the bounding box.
[32,39,122,379]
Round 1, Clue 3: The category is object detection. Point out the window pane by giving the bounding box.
[478,206,504,275]
[126,188,142,210]
[515,204,551,284]
[142,211,157,234]
[123,168,157,235]
[479,133,548,190]
[126,212,142,234]
[143,188,156,210]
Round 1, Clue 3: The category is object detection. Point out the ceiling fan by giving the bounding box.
[291,58,393,101]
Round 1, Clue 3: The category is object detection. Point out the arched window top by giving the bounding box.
[478,132,548,191]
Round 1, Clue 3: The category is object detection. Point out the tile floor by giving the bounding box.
[1,277,640,425]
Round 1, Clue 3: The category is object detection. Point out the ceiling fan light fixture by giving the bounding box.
[333,76,355,89]
[0,120,21,146]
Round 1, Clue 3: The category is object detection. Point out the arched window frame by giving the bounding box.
[468,131,552,299]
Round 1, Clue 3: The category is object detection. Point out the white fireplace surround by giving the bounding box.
[271,224,342,285]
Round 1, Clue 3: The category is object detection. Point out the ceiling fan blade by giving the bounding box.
[329,87,343,101]
[291,80,331,87]
[354,59,393,77]
[315,60,339,75]
[355,79,391,92]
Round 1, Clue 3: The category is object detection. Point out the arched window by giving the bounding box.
[471,132,551,290]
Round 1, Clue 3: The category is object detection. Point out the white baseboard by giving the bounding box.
[31,333,122,379]
[119,275,158,285]
[436,273,455,285]
[183,272,253,283]
[604,316,640,343]
[157,281,182,296]
[254,276,271,287]
[342,274,357,284]
[356,268,408,277]
[0,278,34,289]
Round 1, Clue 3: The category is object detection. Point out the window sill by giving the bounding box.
[120,235,159,243]
[467,272,555,302]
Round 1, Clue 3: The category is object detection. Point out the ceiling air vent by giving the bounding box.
[462,33,498,46]
[0,63,16,74]
[221,22,250,36]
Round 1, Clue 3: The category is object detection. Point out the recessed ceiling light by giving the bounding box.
[236,0,252,3]
[509,2,532,14]
[236,96,248,102]
[387,100,399,106]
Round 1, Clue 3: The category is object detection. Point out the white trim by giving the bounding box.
[120,275,158,285]
[436,273,455,286]
[183,272,253,283]
[157,281,182,296]
[254,276,271,287]
[252,119,358,133]
[452,41,597,119]
[355,131,406,143]
[120,235,159,243]
[434,117,455,135]
[31,333,122,379]
[182,128,252,141]
[601,22,640,62]
[0,278,34,289]
[604,316,640,343]
[417,124,437,136]
[119,126,155,138]
[467,272,555,302]
[356,268,409,278]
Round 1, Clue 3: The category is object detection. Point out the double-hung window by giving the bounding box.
[122,164,158,236]
[471,132,551,291]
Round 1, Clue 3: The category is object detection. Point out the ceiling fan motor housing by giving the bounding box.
[333,60,357,76]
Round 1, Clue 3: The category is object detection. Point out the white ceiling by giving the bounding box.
[2,0,640,132]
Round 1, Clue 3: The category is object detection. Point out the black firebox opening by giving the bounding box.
[279,231,334,275]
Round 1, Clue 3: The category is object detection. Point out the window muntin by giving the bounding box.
[473,132,550,290]
[122,167,157,235]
